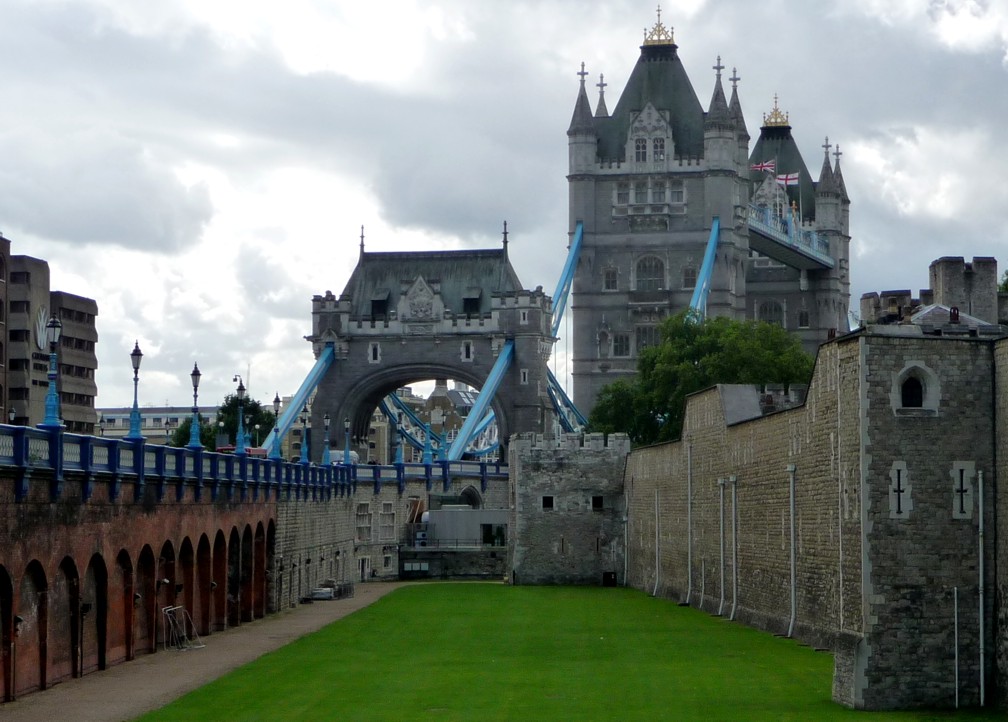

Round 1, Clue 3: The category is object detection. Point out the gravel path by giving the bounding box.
[3,582,407,722]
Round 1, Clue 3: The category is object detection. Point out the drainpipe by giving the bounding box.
[787,463,797,638]
[686,442,693,605]
[978,470,985,706]
[653,488,660,596]
[718,478,725,616]
[730,475,738,621]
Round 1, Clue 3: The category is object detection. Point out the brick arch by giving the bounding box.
[0,565,12,701]
[254,523,266,619]
[227,528,241,627]
[113,550,133,663]
[266,520,277,614]
[155,540,176,648]
[51,556,80,683]
[178,538,195,635]
[135,545,156,655]
[17,560,47,696]
[196,534,212,636]
[212,531,227,631]
[81,553,108,674]
[240,525,254,623]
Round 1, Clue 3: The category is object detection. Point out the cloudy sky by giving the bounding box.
[2,0,1006,409]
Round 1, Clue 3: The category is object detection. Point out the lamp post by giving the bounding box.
[164,419,173,445]
[322,413,331,465]
[187,363,202,449]
[270,392,282,461]
[299,404,309,463]
[40,315,63,429]
[255,424,261,447]
[125,341,144,440]
[423,422,433,465]
[343,417,351,465]
[394,412,404,464]
[234,375,246,456]
[7,408,14,425]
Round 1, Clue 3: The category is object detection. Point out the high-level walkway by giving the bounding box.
[3,582,409,722]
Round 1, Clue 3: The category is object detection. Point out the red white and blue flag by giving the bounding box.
[775,172,800,187]
[750,160,775,173]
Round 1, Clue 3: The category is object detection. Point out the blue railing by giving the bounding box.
[1,425,508,504]
[747,204,834,268]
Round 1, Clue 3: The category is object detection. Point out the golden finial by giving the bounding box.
[762,93,790,127]
[643,4,675,46]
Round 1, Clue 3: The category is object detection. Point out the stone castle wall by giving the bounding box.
[508,433,630,585]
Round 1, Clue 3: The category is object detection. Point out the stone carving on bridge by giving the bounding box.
[401,276,440,322]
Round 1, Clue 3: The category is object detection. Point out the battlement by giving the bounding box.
[510,432,631,456]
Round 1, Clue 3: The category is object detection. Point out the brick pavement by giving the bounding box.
[3,582,407,722]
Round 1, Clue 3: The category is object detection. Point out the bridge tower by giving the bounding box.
[569,10,850,414]
[304,234,556,462]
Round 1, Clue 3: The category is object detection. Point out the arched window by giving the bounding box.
[758,301,784,327]
[635,138,647,162]
[653,138,665,161]
[682,267,697,290]
[901,377,923,408]
[636,257,664,291]
[597,331,610,358]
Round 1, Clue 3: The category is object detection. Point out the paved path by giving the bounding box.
[3,582,407,722]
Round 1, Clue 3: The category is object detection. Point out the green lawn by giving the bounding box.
[142,584,1001,721]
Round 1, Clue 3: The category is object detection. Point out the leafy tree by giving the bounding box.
[1000,270,1008,293]
[169,414,217,449]
[168,394,277,450]
[589,311,814,445]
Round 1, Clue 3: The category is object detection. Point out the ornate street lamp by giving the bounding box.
[234,375,247,456]
[299,404,309,463]
[343,417,351,465]
[187,362,202,449]
[40,314,63,429]
[394,412,404,464]
[255,424,261,447]
[270,392,282,460]
[322,413,331,465]
[125,341,144,441]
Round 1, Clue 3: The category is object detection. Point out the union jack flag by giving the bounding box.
[775,172,800,186]
[750,160,775,173]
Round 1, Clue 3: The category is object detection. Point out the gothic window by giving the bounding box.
[636,257,664,291]
[635,138,647,162]
[616,184,629,205]
[682,267,697,290]
[613,334,630,357]
[901,377,923,408]
[598,331,610,358]
[603,268,618,291]
[653,138,665,161]
[798,309,810,328]
[369,342,381,364]
[634,182,648,204]
[669,182,685,204]
[758,301,784,327]
[653,181,665,203]
[636,325,661,352]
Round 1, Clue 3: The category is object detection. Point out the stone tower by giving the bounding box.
[569,11,851,414]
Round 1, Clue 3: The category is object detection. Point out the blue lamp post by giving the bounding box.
[125,341,144,441]
[343,417,351,465]
[40,315,63,429]
[187,363,202,449]
[234,375,246,456]
[270,392,282,460]
[298,404,309,464]
[322,413,331,465]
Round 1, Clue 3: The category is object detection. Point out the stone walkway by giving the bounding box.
[3,582,406,722]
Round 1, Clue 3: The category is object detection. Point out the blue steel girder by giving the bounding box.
[546,368,587,431]
[747,204,834,270]
[688,217,721,318]
[446,340,514,461]
[551,221,584,339]
[260,344,335,451]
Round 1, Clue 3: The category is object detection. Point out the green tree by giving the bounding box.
[999,270,1008,293]
[588,311,814,445]
[168,395,277,450]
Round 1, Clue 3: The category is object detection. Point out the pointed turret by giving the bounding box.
[705,56,730,128]
[749,94,816,221]
[727,67,748,138]
[567,62,595,136]
[834,144,850,203]
[595,73,609,118]
[817,137,837,194]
